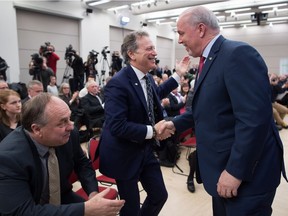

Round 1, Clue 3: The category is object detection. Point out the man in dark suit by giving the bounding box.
[160,6,286,216]
[99,30,190,216]
[21,80,44,104]
[79,80,105,130]
[0,93,124,215]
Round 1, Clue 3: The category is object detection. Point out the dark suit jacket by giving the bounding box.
[173,35,286,197]
[0,126,98,215]
[99,65,178,180]
[165,93,185,117]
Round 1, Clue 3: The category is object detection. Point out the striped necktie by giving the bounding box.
[144,75,160,147]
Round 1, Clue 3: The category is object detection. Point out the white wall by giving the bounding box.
[0,0,175,83]
[175,23,288,74]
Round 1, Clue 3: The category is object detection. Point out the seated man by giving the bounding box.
[79,80,105,130]
[21,80,44,104]
[0,93,124,215]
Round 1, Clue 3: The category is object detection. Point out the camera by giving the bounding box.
[39,41,53,57]
[101,46,110,59]
[89,49,99,62]
[30,53,43,75]
[65,44,76,65]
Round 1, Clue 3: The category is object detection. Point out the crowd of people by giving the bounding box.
[0,5,286,216]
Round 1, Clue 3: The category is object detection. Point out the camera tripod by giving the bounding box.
[98,55,110,86]
[61,64,72,83]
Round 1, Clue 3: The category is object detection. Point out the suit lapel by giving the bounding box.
[127,66,149,114]
[193,35,225,96]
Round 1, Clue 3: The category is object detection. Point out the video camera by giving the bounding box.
[101,46,110,59]
[30,53,43,75]
[40,41,53,58]
[65,44,76,65]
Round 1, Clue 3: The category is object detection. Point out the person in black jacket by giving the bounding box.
[0,93,124,215]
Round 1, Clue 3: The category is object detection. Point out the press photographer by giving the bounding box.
[84,49,99,80]
[29,53,54,92]
[0,56,8,81]
[65,45,85,92]
[39,42,60,75]
[110,51,123,76]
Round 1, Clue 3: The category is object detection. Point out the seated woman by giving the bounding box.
[58,83,80,126]
[0,89,22,141]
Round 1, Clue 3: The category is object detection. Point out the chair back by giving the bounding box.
[88,137,100,170]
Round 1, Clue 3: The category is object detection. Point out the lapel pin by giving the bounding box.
[135,83,138,85]
[209,57,212,60]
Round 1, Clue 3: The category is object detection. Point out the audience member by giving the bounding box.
[22,80,44,104]
[78,76,95,98]
[180,82,190,97]
[79,80,105,129]
[159,87,187,167]
[58,82,80,127]
[99,30,190,216]
[160,6,286,216]
[0,89,22,142]
[0,80,9,90]
[163,65,172,77]
[269,73,288,129]
[47,75,59,96]
[0,93,125,215]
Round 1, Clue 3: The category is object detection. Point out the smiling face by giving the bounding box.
[128,35,157,73]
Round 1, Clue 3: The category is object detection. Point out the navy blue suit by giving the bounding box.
[99,65,178,216]
[173,35,286,215]
[0,126,98,215]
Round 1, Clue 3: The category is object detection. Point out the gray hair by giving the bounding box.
[121,30,150,65]
[27,80,43,90]
[182,6,220,31]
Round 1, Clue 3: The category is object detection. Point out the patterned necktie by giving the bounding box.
[48,148,61,205]
[197,56,206,78]
[144,75,160,146]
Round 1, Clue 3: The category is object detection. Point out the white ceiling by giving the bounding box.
[84,0,288,28]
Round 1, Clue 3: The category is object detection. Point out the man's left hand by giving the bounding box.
[217,170,242,198]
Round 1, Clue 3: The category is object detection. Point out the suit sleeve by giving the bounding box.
[0,153,84,216]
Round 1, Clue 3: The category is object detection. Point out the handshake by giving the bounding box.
[154,120,176,140]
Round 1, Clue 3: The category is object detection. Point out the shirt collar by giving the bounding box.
[202,34,221,59]
[131,65,146,81]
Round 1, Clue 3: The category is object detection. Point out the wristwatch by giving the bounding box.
[152,126,156,138]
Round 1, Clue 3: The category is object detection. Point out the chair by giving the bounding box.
[172,134,197,176]
[69,171,118,200]
[87,137,117,186]
[180,136,197,160]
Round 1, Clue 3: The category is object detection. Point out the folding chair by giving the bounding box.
[87,137,117,186]
[69,171,118,200]
[172,134,197,176]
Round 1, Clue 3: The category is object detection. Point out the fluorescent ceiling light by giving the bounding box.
[259,3,287,9]
[268,16,288,21]
[107,5,129,11]
[219,20,252,26]
[225,8,251,13]
[88,0,111,6]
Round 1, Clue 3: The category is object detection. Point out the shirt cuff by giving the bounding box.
[145,125,153,139]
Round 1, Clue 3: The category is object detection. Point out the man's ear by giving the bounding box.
[30,124,42,137]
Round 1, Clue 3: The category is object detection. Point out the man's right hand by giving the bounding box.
[84,188,125,216]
